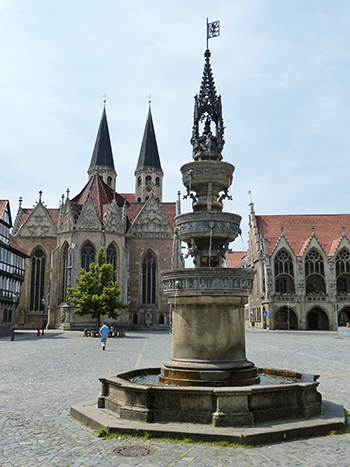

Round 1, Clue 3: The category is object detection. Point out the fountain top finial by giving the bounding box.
[190,47,225,162]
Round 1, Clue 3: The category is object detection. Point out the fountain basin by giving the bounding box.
[97,367,322,427]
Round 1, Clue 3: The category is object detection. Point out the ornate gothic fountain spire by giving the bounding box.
[191,49,225,161]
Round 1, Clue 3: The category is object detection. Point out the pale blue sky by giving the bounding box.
[1,0,350,249]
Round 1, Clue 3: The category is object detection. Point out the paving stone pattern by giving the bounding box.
[0,329,350,466]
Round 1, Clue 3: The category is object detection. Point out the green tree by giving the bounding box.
[68,247,127,328]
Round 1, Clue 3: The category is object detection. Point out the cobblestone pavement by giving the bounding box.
[1,328,350,466]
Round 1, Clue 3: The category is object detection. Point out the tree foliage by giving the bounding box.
[68,247,127,327]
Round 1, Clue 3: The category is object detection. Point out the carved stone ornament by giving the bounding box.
[19,203,57,237]
[128,196,173,239]
[104,200,123,233]
[75,198,101,231]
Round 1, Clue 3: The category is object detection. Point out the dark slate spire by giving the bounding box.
[191,49,225,161]
[88,106,115,174]
[135,107,163,173]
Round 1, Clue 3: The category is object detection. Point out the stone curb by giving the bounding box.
[71,399,346,446]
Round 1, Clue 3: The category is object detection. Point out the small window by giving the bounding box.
[146,176,152,186]
[155,177,160,187]
[138,177,142,187]
[137,197,142,202]
[107,176,112,187]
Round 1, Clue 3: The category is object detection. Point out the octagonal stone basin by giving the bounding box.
[98,367,322,428]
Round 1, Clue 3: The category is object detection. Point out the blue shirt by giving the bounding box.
[100,324,109,339]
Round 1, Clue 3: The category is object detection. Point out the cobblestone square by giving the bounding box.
[0,329,349,466]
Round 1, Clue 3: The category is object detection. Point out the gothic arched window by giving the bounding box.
[81,242,95,271]
[146,175,152,186]
[155,177,160,187]
[274,249,294,277]
[305,249,324,277]
[142,251,156,305]
[107,243,117,280]
[61,244,69,303]
[336,248,350,294]
[274,249,295,293]
[107,176,112,187]
[30,248,46,312]
[138,176,142,187]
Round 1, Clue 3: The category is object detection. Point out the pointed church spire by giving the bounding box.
[191,49,225,161]
[88,106,117,190]
[135,106,163,203]
[135,107,163,173]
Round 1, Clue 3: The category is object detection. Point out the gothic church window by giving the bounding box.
[142,251,156,305]
[138,177,142,187]
[146,176,152,186]
[30,248,46,312]
[155,177,160,187]
[107,243,117,281]
[81,242,95,271]
[61,244,69,303]
[107,176,112,187]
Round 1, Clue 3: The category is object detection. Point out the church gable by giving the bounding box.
[75,197,102,231]
[16,203,57,237]
[58,200,75,233]
[104,199,123,234]
[127,195,174,239]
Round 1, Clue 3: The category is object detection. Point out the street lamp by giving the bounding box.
[41,297,46,336]
[11,293,19,342]
[287,301,290,331]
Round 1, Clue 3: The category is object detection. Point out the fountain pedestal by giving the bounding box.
[160,268,258,386]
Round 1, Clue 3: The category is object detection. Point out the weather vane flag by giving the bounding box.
[206,18,220,49]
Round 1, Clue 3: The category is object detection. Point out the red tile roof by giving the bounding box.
[256,214,350,256]
[225,251,247,268]
[71,174,127,220]
[9,234,27,256]
[120,193,135,203]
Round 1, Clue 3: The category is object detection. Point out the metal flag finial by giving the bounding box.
[206,18,220,50]
[145,93,153,108]
[101,92,108,104]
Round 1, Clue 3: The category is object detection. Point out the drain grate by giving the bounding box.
[113,445,156,457]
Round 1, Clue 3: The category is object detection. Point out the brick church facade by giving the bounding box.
[12,105,181,330]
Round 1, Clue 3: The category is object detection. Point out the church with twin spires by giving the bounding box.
[11,105,181,330]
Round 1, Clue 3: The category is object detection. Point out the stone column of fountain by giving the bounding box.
[160,49,258,387]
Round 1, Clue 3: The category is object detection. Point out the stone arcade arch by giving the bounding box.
[338,306,350,326]
[307,307,329,330]
[274,306,298,330]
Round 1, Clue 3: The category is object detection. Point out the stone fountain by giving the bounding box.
[72,46,346,444]
[159,48,258,388]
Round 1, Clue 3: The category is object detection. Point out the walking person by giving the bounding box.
[99,322,109,351]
